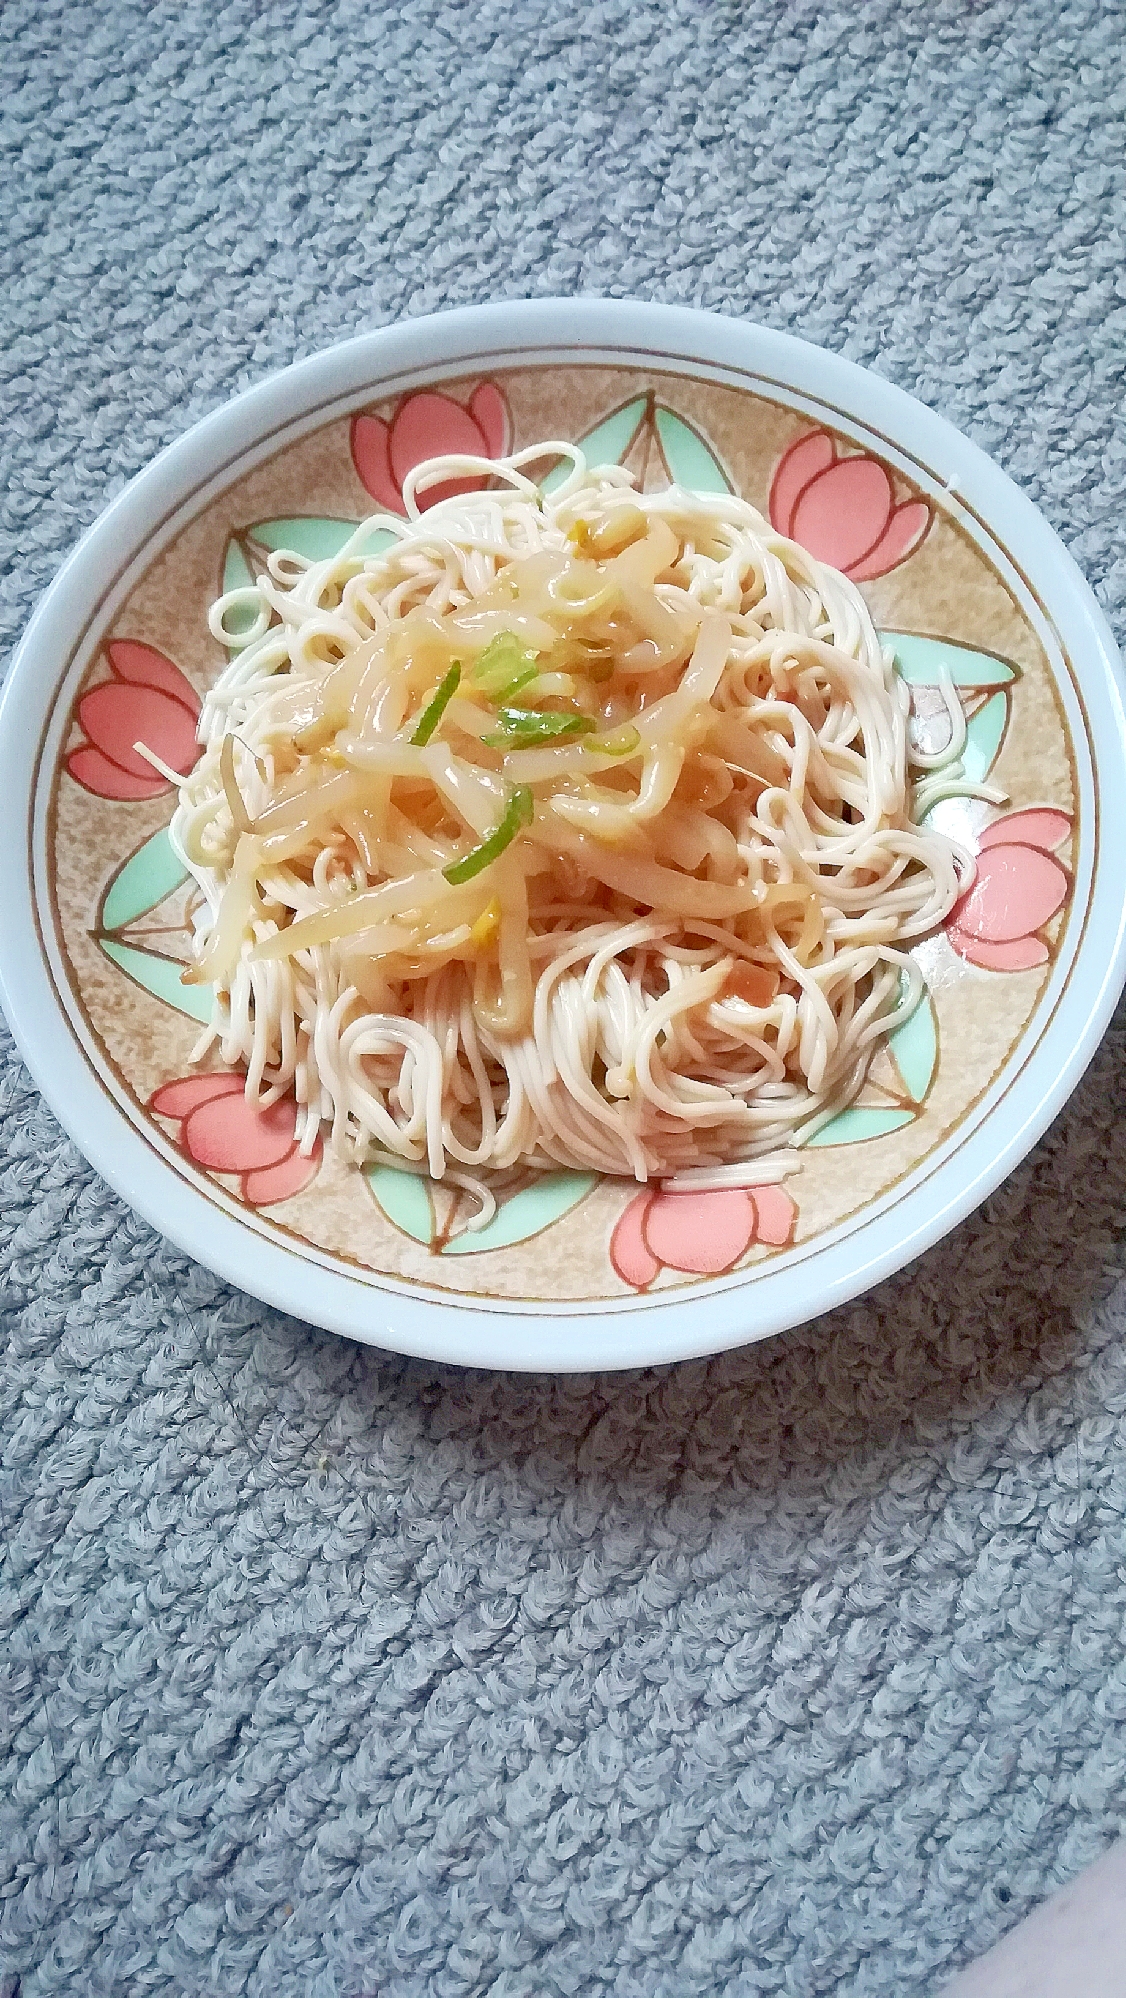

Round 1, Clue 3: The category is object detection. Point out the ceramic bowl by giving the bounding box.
[2,299,1123,1369]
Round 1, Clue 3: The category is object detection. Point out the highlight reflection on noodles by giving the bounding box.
[168,441,971,1192]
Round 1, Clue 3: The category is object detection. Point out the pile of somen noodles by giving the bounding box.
[165,440,971,1213]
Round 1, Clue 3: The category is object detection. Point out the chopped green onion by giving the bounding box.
[410,661,461,745]
[482,709,597,747]
[595,724,641,756]
[472,632,539,698]
[442,786,535,884]
[492,663,539,703]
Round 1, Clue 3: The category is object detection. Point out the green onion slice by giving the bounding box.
[492,663,539,703]
[482,709,597,747]
[442,786,535,884]
[410,661,461,745]
[472,632,539,698]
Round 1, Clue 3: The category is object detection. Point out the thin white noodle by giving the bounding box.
[664,1156,796,1191]
[169,444,975,1187]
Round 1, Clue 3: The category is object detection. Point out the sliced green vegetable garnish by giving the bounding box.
[442,786,535,884]
[482,709,597,747]
[472,632,539,698]
[492,663,539,703]
[410,661,461,745]
[595,724,641,756]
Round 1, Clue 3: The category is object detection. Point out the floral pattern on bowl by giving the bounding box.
[67,641,200,800]
[769,430,932,580]
[36,356,1082,1312]
[944,808,1071,970]
[351,384,510,512]
[150,1074,321,1207]
[611,1185,798,1290]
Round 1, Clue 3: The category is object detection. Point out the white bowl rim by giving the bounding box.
[2,296,1124,1371]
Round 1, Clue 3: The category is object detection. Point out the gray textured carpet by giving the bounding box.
[4,2,1126,1993]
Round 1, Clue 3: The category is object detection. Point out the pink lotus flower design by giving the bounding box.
[150,1073,321,1206]
[67,640,201,800]
[769,430,931,581]
[610,1183,797,1290]
[351,383,510,514]
[944,807,1071,970]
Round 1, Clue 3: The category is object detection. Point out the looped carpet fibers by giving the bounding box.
[3,2,1126,1993]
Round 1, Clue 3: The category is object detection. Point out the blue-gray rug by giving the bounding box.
[3,2,1126,1992]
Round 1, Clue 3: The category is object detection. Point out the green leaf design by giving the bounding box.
[248,517,396,562]
[806,1106,916,1148]
[223,540,255,594]
[365,1164,435,1244]
[221,539,259,639]
[654,407,733,495]
[443,1171,596,1254]
[883,633,1017,688]
[962,691,1008,784]
[98,940,214,1024]
[101,828,188,933]
[541,398,648,493]
[220,520,398,645]
[365,1163,596,1253]
[887,990,937,1103]
[808,983,936,1144]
